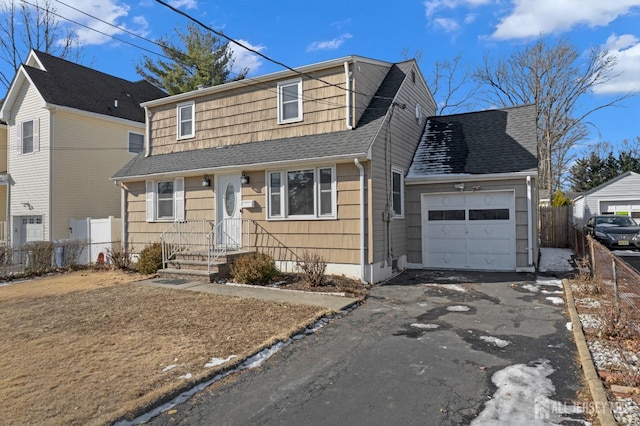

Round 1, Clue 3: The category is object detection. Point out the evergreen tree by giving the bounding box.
[569,149,640,192]
[136,23,247,95]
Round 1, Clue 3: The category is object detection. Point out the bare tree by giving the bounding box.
[474,37,631,194]
[0,0,83,89]
[429,54,478,115]
[401,49,477,115]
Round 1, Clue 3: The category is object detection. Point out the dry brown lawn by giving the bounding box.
[0,270,328,425]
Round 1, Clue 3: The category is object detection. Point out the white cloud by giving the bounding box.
[464,14,477,24]
[424,0,492,18]
[434,17,460,32]
[228,39,265,76]
[306,34,353,52]
[168,0,197,9]
[491,0,640,40]
[593,34,640,94]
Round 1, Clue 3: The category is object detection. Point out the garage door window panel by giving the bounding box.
[428,210,465,221]
[469,209,510,220]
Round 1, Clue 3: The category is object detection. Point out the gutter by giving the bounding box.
[354,158,366,283]
[405,171,538,185]
[527,175,533,267]
[144,106,151,157]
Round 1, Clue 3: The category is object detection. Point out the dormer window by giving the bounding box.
[277,78,303,124]
[177,101,194,139]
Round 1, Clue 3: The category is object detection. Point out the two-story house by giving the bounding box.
[0,50,166,249]
[112,56,436,283]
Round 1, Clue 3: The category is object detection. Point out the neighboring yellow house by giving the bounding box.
[0,50,166,248]
[113,55,436,283]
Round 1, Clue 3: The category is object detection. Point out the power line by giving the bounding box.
[21,0,397,113]
[153,0,395,102]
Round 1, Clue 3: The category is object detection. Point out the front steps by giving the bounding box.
[158,249,251,282]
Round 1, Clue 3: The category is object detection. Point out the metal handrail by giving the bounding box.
[206,218,251,274]
[160,220,212,269]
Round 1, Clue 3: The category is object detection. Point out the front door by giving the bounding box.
[216,174,242,248]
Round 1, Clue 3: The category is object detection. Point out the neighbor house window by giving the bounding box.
[391,168,404,217]
[18,118,39,154]
[177,101,194,139]
[267,166,335,219]
[128,132,144,154]
[146,177,184,222]
[277,78,303,123]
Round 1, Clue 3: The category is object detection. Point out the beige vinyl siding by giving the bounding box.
[405,177,538,269]
[150,66,350,155]
[124,162,363,265]
[125,177,215,248]
[51,111,142,240]
[7,80,51,242]
[368,63,436,264]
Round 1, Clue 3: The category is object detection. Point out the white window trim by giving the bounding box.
[17,118,40,155]
[266,166,336,220]
[177,101,195,140]
[128,131,144,154]
[277,78,303,124]
[145,177,185,222]
[391,167,405,218]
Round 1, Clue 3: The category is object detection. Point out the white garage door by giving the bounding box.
[422,191,516,271]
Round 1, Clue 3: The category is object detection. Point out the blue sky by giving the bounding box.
[10,0,640,157]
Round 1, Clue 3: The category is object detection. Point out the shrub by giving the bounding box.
[57,240,85,270]
[107,244,134,271]
[25,241,56,275]
[137,243,164,275]
[230,252,278,285]
[298,251,327,287]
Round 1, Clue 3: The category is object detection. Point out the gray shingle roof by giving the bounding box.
[112,61,414,180]
[24,50,166,123]
[407,104,538,179]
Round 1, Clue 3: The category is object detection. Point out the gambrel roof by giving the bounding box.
[112,60,418,180]
[407,104,538,180]
[0,50,166,123]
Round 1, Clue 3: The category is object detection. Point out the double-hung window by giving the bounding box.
[128,132,144,154]
[177,101,194,139]
[277,78,303,123]
[267,166,335,219]
[391,168,404,217]
[146,177,185,222]
[18,118,39,154]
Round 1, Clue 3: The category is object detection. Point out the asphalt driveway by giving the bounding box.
[147,270,586,425]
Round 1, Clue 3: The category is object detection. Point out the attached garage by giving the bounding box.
[404,105,539,273]
[422,191,515,270]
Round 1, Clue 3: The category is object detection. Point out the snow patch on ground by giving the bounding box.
[204,355,237,368]
[411,323,440,329]
[162,364,177,372]
[538,248,575,272]
[545,297,564,305]
[566,322,572,331]
[480,335,511,348]
[447,305,470,312]
[537,277,563,288]
[576,298,601,309]
[470,359,584,425]
[578,313,603,329]
[522,284,539,292]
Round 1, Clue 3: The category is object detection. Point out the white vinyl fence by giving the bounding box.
[69,216,122,265]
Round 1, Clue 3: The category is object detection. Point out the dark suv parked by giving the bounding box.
[583,215,640,250]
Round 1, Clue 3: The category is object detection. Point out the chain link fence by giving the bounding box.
[577,228,640,328]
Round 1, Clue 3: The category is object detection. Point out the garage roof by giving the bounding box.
[407,104,537,179]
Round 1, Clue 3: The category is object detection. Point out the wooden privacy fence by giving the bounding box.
[539,205,571,247]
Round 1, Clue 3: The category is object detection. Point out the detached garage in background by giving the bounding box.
[405,105,539,272]
[573,171,640,227]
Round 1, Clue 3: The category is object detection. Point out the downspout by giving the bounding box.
[344,61,353,130]
[144,106,151,157]
[354,158,366,283]
[120,182,127,253]
[527,175,533,267]
[49,108,55,241]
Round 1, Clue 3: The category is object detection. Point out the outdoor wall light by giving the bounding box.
[241,172,250,185]
[201,175,211,187]
[454,182,465,191]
